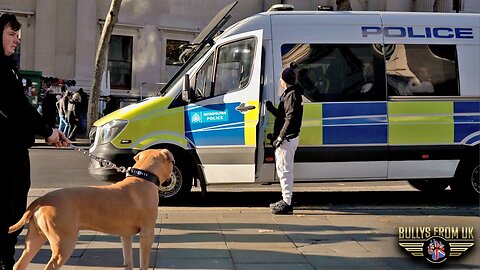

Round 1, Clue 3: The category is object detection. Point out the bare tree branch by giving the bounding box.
[87,0,123,131]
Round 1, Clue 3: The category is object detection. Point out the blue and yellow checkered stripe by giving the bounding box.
[184,101,258,146]
[300,102,388,145]
[388,101,480,145]
[300,100,479,146]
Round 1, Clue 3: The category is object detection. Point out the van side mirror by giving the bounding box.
[182,74,195,103]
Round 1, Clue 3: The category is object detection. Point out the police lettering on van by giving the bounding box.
[362,26,475,39]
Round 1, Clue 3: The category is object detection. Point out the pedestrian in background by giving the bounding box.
[103,95,117,116]
[67,92,81,141]
[0,13,69,270]
[41,87,58,128]
[265,62,304,215]
[77,88,88,133]
[56,90,71,134]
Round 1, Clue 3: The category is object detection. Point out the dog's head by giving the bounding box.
[133,149,175,184]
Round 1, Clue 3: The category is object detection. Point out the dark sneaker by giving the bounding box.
[269,200,293,215]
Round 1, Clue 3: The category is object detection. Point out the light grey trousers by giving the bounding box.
[274,136,299,205]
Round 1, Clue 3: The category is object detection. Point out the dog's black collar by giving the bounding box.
[126,168,159,186]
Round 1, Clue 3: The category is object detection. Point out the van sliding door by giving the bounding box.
[277,43,389,181]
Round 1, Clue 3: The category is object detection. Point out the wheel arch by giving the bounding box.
[146,143,206,194]
[452,144,480,199]
[455,144,480,174]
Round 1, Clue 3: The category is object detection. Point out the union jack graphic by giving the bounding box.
[428,239,446,261]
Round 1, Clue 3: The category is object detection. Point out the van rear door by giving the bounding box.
[185,30,264,183]
[271,14,388,181]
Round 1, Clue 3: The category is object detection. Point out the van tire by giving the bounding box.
[451,157,480,200]
[407,179,449,193]
[158,155,193,201]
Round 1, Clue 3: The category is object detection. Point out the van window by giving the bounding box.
[214,38,256,96]
[281,44,386,102]
[193,54,214,99]
[385,44,459,96]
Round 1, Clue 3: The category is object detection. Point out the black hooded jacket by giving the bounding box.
[0,42,52,150]
[270,84,304,139]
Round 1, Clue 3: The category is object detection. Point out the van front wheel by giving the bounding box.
[407,179,449,193]
[158,161,192,200]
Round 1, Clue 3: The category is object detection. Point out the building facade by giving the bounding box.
[1,0,479,98]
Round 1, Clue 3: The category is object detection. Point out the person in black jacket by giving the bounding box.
[103,95,118,116]
[0,14,69,270]
[266,62,304,215]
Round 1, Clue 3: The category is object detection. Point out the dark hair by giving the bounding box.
[0,13,21,32]
[281,62,298,85]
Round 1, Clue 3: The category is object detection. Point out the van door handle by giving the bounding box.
[235,103,256,112]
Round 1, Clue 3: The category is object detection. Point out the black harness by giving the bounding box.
[126,168,159,186]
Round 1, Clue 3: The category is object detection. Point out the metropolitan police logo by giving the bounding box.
[398,226,474,264]
[191,113,202,123]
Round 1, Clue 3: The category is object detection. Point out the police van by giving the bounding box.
[88,2,480,200]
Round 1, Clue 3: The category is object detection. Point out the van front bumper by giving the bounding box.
[88,143,135,182]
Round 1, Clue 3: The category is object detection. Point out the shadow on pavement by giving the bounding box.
[161,190,479,216]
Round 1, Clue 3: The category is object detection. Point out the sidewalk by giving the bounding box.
[13,188,480,270]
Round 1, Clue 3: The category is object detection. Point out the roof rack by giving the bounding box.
[267,4,294,12]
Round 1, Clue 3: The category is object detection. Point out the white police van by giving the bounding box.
[89,2,480,200]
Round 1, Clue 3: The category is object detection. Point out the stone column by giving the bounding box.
[386,0,412,11]
[368,0,387,11]
[414,0,435,12]
[435,0,453,12]
[74,0,97,91]
[34,0,56,75]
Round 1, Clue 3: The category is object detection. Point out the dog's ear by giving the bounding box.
[134,151,142,162]
[162,149,175,164]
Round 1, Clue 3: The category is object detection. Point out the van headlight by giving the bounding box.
[89,126,97,144]
[97,119,128,144]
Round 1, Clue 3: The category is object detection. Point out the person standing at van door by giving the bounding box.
[0,13,69,270]
[266,62,304,215]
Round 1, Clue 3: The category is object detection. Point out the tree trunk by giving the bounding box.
[336,0,352,11]
[87,0,123,132]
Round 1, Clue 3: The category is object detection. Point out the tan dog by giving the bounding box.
[9,149,174,270]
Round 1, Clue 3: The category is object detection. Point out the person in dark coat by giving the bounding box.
[103,95,118,116]
[0,14,69,270]
[67,92,82,141]
[76,88,88,133]
[266,62,304,215]
[41,89,58,128]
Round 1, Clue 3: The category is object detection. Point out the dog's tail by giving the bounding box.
[8,199,41,234]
